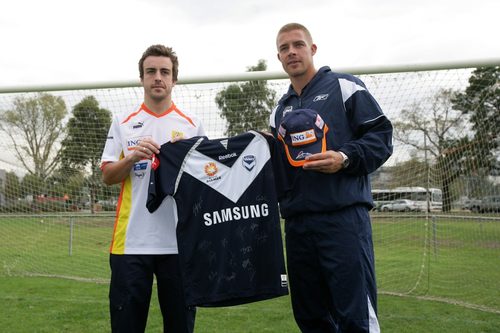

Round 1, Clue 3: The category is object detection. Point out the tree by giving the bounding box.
[21,173,44,198]
[452,66,500,175]
[393,89,467,211]
[3,172,21,203]
[215,60,276,136]
[59,95,112,212]
[43,168,91,210]
[0,93,67,180]
[386,158,430,188]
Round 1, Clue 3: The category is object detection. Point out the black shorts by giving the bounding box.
[109,254,196,333]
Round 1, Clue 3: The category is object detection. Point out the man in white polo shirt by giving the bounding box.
[101,44,205,333]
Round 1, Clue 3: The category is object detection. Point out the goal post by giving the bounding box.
[0,59,499,312]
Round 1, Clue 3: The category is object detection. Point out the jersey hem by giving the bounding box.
[111,248,179,255]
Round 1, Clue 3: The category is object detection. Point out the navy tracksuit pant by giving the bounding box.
[285,205,380,333]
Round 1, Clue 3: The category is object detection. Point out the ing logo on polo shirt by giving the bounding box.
[204,162,218,177]
[127,135,152,151]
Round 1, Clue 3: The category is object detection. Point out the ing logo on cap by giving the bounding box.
[290,129,317,146]
[277,109,329,167]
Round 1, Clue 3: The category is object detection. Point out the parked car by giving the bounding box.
[380,199,421,212]
[470,196,500,213]
[461,198,481,211]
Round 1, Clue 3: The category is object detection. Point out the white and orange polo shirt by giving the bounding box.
[101,102,205,254]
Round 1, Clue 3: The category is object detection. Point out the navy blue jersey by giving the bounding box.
[147,131,288,307]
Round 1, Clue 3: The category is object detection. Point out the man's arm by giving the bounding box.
[102,138,160,185]
[330,77,393,175]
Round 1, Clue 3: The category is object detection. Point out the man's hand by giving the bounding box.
[131,138,161,163]
[102,138,160,185]
[302,150,344,173]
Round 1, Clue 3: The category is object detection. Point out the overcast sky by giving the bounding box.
[1,0,499,87]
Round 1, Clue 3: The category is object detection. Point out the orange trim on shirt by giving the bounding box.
[122,102,197,127]
[121,106,143,124]
[109,175,133,254]
[107,151,127,253]
[109,180,125,253]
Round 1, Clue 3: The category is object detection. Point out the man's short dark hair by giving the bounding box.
[138,44,179,81]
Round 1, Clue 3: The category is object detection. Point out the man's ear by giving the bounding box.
[311,43,317,56]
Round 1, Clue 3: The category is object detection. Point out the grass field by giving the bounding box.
[1,276,500,332]
[1,214,499,332]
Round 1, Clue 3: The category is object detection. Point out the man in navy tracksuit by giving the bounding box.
[270,23,393,332]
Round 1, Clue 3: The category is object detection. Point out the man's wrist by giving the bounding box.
[338,151,350,169]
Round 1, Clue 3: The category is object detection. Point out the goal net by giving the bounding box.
[0,63,499,313]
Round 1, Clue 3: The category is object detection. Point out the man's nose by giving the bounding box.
[287,47,297,56]
[154,72,163,80]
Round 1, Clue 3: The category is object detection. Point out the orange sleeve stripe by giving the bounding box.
[121,109,143,124]
[109,181,125,253]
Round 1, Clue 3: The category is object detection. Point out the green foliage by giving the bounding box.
[60,95,111,170]
[30,200,70,213]
[0,199,79,213]
[0,200,32,213]
[3,172,21,202]
[0,93,67,180]
[452,66,500,174]
[215,60,276,136]
[20,173,44,197]
[46,169,87,204]
[60,95,112,211]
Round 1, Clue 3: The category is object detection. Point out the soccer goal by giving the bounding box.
[0,59,499,313]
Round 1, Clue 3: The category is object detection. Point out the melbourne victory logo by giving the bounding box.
[242,155,256,171]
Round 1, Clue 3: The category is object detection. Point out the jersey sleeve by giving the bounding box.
[146,137,201,213]
[100,114,123,166]
[259,132,293,201]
